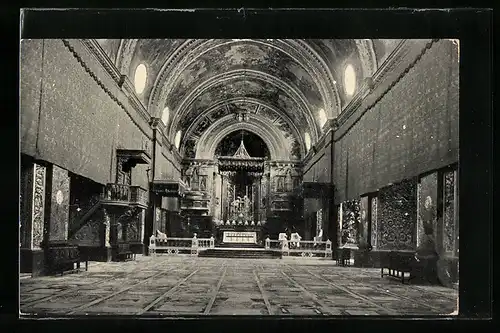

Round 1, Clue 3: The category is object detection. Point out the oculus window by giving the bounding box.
[344,64,356,96]
[134,63,147,95]
[174,130,182,150]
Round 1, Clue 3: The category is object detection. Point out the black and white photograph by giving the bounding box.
[18,18,466,317]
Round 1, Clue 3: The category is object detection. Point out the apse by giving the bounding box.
[215,130,270,158]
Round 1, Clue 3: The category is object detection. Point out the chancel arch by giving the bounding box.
[195,116,289,161]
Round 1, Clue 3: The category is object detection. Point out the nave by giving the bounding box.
[20,256,457,316]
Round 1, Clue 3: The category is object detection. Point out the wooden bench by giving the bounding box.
[381,251,414,283]
[112,242,135,261]
[45,243,88,276]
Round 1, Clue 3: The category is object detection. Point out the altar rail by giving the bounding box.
[149,235,332,258]
[265,238,332,258]
[149,235,214,255]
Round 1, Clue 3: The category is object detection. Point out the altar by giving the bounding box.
[223,231,257,244]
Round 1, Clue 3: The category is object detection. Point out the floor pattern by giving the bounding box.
[20,255,458,316]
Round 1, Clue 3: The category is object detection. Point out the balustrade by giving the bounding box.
[101,184,148,207]
[102,183,131,202]
[130,186,148,207]
[149,235,215,256]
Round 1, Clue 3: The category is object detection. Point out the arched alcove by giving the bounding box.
[215,130,270,158]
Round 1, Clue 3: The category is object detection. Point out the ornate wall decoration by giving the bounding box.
[417,172,438,246]
[32,164,46,249]
[443,170,456,253]
[341,200,360,245]
[73,219,101,245]
[370,197,378,249]
[48,165,71,242]
[378,179,417,251]
[316,209,323,237]
[103,209,111,247]
[359,196,369,247]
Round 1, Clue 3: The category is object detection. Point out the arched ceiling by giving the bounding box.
[96,39,400,160]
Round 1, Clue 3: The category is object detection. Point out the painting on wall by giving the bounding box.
[417,172,438,246]
[378,179,417,251]
[370,196,378,249]
[443,170,457,254]
[359,196,369,248]
[341,199,360,246]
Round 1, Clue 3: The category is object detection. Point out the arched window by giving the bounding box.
[134,63,147,95]
[174,130,182,150]
[344,64,356,96]
[161,106,170,125]
[318,108,327,128]
[304,132,311,152]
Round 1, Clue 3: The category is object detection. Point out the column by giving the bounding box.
[101,207,112,261]
[20,162,47,276]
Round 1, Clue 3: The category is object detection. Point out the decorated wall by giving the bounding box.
[333,39,459,202]
[20,39,152,187]
[377,178,417,251]
[44,164,71,242]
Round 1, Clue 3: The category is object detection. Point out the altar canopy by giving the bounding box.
[218,139,265,173]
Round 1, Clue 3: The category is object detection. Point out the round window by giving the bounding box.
[134,63,147,95]
[344,64,356,96]
[174,130,182,149]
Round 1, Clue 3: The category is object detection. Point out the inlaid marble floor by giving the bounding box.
[20,255,458,316]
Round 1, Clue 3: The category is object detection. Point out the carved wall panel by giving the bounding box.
[125,209,142,242]
[46,165,70,242]
[73,218,102,246]
[378,178,417,251]
[32,163,46,249]
[20,163,34,249]
[417,172,438,246]
[443,170,457,254]
[116,156,132,185]
[340,200,360,245]
[370,197,378,249]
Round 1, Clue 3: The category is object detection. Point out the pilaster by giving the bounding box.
[20,162,47,276]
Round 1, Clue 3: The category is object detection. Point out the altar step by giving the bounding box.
[198,248,282,259]
[217,243,263,249]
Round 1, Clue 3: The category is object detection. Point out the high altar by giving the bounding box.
[214,139,266,245]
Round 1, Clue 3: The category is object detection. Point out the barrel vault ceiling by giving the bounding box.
[96,39,401,160]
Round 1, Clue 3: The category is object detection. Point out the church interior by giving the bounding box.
[19,38,459,316]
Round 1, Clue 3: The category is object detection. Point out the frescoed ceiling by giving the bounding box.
[95,39,401,160]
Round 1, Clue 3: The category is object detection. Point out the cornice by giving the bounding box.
[169,68,318,142]
[81,39,122,83]
[64,39,153,141]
